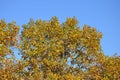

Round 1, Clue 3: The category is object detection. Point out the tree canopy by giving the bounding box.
[0,17,120,80]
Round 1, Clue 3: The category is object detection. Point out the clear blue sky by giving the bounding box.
[0,0,120,58]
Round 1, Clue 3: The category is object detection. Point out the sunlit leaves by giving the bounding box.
[0,20,19,56]
[0,20,20,80]
[0,17,120,80]
[19,17,104,79]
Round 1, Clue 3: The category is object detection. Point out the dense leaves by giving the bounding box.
[0,20,20,79]
[0,17,120,80]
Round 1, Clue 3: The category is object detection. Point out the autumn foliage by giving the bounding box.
[0,17,120,80]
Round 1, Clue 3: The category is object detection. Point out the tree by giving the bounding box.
[0,17,120,80]
[0,20,20,79]
[19,17,103,79]
[87,54,120,80]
